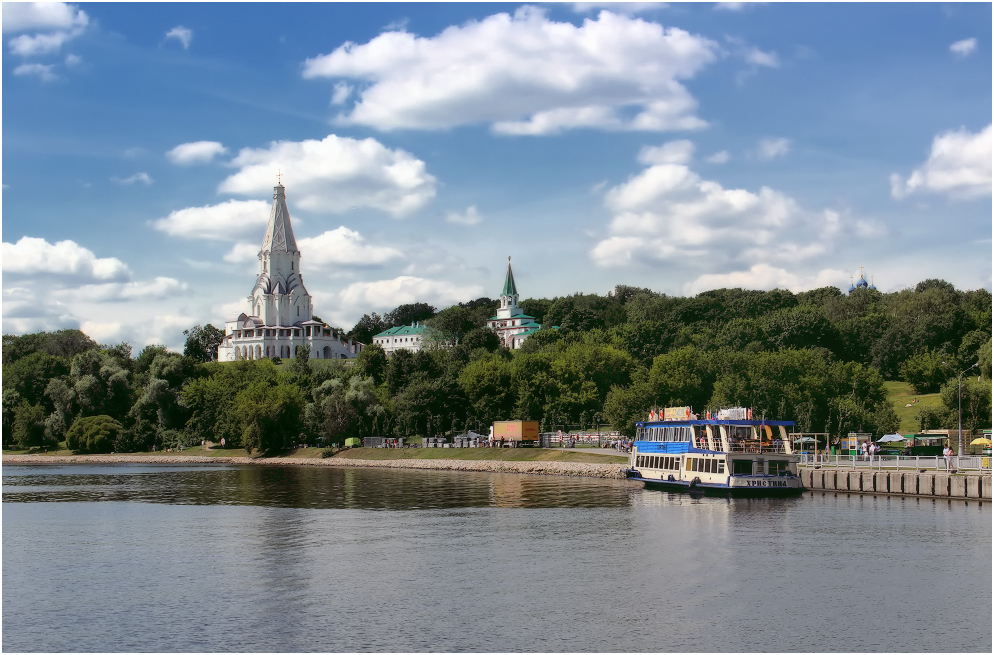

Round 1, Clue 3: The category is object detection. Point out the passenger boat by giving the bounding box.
[627,406,805,497]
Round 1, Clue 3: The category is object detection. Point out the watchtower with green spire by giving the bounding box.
[497,256,522,319]
[487,257,545,349]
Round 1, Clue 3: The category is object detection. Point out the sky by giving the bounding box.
[2,2,991,352]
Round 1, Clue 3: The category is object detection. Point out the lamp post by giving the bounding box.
[943,361,978,457]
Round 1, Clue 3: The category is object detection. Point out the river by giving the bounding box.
[2,463,990,652]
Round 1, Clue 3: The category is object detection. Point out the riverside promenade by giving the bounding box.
[800,465,991,500]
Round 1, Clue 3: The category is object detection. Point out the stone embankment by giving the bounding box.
[2,454,630,479]
[800,466,991,500]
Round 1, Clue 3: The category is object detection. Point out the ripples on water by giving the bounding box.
[3,464,991,652]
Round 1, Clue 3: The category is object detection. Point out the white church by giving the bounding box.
[217,183,364,362]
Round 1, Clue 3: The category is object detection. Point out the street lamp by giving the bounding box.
[942,361,979,457]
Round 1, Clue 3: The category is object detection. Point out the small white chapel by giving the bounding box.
[217,183,364,362]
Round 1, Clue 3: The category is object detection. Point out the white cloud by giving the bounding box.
[445,206,484,226]
[112,172,153,185]
[2,286,80,334]
[66,277,190,303]
[152,199,271,241]
[706,150,730,164]
[2,2,88,32]
[218,134,437,217]
[64,52,80,66]
[13,62,57,81]
[165,26,193,50]
[222,242,260,264]
[683,264,848,295]
[572,3,665,15]
[302,7,717,135]
[891,124,991,200]
[166,140,228,165]
[298,228,404,267]
[5,2,88,56]
[331,81,353,105]
[743,46,778,68]
[591,151,855,270]
[714,2,764,11]
[2,236,131,283]
[950,38,976,57]
[757,137,791,160]
[338,276,484,314]
[1,236,203,351]
[637,140,694,165]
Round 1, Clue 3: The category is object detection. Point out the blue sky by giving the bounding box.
[3,2,991,351]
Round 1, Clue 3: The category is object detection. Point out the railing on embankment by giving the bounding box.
[799,466,991,500]
[799,453,991,472]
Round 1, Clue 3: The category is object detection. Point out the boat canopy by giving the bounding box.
[635,419,795,428]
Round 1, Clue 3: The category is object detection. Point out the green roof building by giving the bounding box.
[371,322,430,356]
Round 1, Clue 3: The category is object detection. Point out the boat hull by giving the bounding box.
[633,473,806,497]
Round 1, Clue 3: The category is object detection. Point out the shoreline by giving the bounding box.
[2,453,630,479]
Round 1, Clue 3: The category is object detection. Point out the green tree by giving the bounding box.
[12,402,49,449]
[183,324,224,362]
[4,351,71,409]
[384,302,436,327]
[233,378,307,453]
[65,415,122,453]
[459,354,516,426]
[940,377,992,434]
[354,343,387,386]
[899,349,950,394]
[348,312,388,344]
[603,373,653,437]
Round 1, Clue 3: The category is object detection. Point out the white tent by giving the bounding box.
[876,433,906,443]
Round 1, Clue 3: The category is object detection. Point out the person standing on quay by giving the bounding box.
[943,444,953,470]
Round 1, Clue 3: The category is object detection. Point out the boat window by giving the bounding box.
[770,461,788,476]
[654,456,660,469]
[718,461,725,474]
[732,459,753,475]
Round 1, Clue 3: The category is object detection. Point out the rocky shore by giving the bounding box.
[2,454,630,479]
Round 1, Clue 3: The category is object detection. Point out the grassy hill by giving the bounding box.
[884,380,944,434]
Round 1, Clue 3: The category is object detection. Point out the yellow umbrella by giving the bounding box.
[969,438,991,446]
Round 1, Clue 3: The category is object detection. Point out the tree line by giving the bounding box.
[3,279,990,453]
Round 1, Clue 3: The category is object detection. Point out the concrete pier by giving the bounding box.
[801,467,990,500]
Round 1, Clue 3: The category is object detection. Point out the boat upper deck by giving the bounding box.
[634,419,797,456]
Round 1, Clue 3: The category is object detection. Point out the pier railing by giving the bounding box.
[799,454,991,472]
[725,441,789,454]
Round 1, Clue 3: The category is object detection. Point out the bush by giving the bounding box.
[66,415,122,454]
[900,350,950,394]
[321,447,337,458]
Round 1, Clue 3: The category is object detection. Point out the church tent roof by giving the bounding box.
[261,184,298,254]
[501,259,518,297]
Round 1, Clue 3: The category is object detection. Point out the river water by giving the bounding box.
[3,463,990,652]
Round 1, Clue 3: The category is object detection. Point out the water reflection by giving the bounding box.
[2,464,637,510]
